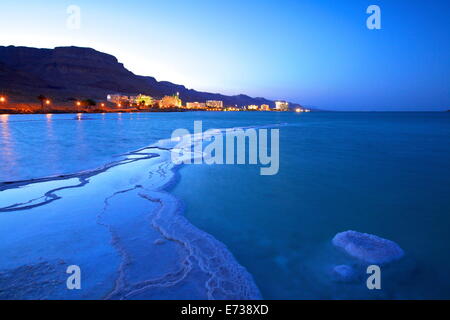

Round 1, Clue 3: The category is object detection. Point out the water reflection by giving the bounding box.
[0,114,18,180]
[44,114,59,173]
[75,113,88,162]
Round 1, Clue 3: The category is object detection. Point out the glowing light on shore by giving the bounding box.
[76,101,81,106]
[45,99,51,105]
[295,108,302,113]
[101,103,105,107]
[0,96,6,103]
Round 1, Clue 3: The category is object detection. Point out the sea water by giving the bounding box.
[1,112,449,299]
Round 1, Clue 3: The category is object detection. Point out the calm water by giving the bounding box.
[1,111,450,299]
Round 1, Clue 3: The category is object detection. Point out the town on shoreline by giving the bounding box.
[0,92,311,114]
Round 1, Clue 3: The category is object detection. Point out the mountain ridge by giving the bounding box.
[0,45,303,109]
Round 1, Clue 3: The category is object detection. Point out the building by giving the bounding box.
[107,94,129,105]
[134,94,154,107]
[159,93,182,108]
[186,102,206,109]
[224,107,240,111]
[261,104,270,111]
[294,107,311,113]
[206,100,224,109]
[247,104,259,110]
[275,101,289,111]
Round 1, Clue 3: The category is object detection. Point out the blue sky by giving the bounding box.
[0,0,449,110]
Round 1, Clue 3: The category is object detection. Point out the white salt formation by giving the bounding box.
[332,264,356,282]
[332,231,404,264]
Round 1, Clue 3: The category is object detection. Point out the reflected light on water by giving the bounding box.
[0,114,18,178]
[0,114,9,123]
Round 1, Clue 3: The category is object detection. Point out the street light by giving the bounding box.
[0,96,6,103]
[45,99,51,105]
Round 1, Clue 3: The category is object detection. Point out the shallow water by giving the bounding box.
[1,111,450,299]
[172,112,450,299]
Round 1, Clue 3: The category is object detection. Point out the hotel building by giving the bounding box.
[206,100,224,109]
[275,101,289,111]
[134,94,154,107]
[186,102,206,109]
[261,104,270,111]
[159,93,182,108]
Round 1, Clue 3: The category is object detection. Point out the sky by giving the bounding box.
[0,0,449,111]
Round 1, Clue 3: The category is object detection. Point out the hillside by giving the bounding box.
[0,46,303,109]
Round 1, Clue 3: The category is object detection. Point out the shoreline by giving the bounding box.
[0,108,290,115]
[0,107,192,115]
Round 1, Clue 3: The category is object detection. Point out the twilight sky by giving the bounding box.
[0,0,449,110]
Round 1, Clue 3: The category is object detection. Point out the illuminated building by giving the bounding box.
[275,101,289,111]
[247,104,259,110]
[186,102,206,109]
[159,93,182,108]
[107,94,129,104]
[206,100,224,109]
[261,104,270,111]
[134,94,154,107]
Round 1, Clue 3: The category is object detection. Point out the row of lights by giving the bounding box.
[44,99,107,107]
[1,95,50,105]
[0,96,107,109]
[76,101,106,107]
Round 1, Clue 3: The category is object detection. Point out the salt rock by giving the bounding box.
[332,230,404,264]
[332,264,356,282]
[154,238,166,245]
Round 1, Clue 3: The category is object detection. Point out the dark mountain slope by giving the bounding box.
[0,46,302,108]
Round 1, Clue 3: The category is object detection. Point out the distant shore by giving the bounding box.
[0,105,290,114]
[0,106,190,114]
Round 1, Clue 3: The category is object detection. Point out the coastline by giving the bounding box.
[0,105,191,114]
